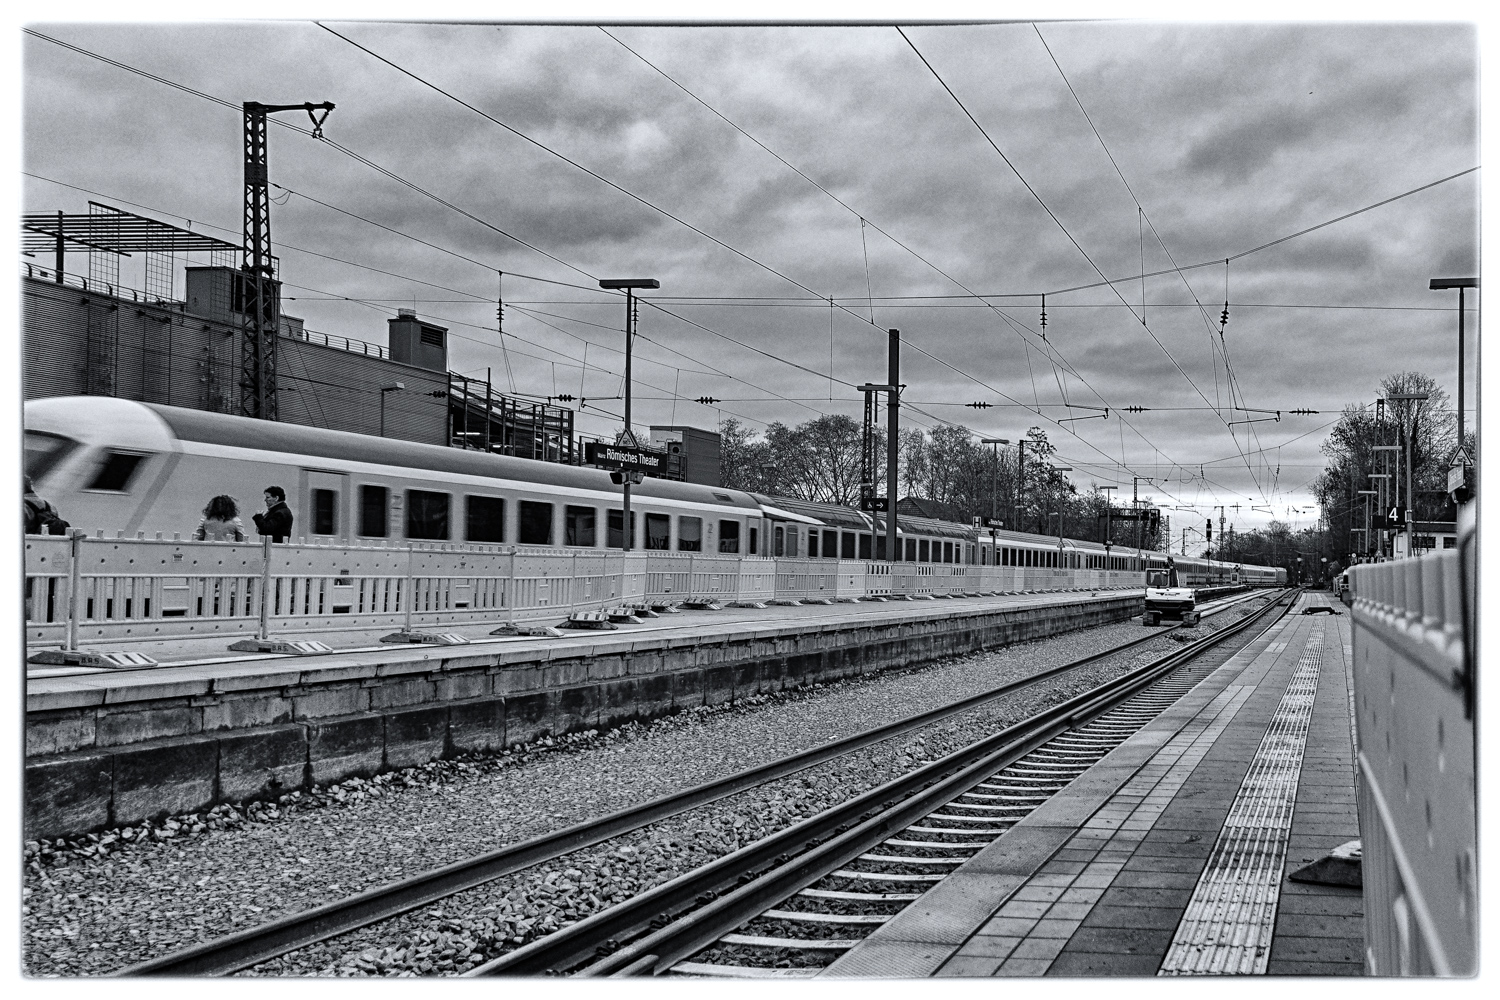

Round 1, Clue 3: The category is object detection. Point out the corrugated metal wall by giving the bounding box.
[23,275,448,444]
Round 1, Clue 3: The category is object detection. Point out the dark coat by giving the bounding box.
[253,501,294,542]
[24,492,69,535]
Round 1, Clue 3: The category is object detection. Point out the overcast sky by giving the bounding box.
[19,12,1481,535]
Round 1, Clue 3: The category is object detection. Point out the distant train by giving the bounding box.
[23,396,1286,591]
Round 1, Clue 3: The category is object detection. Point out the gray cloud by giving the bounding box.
[20,20,1478,532]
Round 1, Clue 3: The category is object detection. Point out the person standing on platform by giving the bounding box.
[252,486,294,542]
[23,475,68,535]
[194,495,246,541]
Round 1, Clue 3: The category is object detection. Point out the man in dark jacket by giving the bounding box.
[24,476,69,535]
[252,486,294,542]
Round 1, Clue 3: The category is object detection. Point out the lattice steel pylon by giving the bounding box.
[240,100,333,420]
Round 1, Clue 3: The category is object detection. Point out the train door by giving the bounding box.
[300,468,350,543]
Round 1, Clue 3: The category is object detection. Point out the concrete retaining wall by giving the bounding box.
[26,594,1136,839]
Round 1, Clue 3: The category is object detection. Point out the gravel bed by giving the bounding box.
[24,599,1274,977]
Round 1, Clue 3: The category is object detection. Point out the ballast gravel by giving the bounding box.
[23,601,1270,977]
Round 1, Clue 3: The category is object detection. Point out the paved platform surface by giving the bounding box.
[27,586,1142,686]
[826,592,1362,977]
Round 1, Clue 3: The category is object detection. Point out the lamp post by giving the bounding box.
[1099,485,1116,547]
[1429,277,1478,461]
[1358,489,1379,560]
[980,438,1009,564]
[379,381,405,437]
[599,278,660,551]
[1386,392,1430,555]
[1368,469,1393,557]
[1049,510,1062,567]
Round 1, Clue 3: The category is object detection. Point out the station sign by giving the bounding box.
[983,518,1005,528]
[859,496,889,512]
[585,442,664,473]
[1448,463,1466,492]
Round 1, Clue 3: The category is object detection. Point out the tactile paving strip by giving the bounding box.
[1158,623,1325,975]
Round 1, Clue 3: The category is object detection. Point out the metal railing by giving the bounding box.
[24,532,1146,646]
[1348,533,1476,976]
[286,327,390,359]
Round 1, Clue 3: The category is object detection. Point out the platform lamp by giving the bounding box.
[599,278,660,551]
[1099,485,1117,549]
[1429,277,1477,462]
[1385,392,1430,550]
[980,438,1009,562]
[1358,489,1380,560]
[1047,466,1073,565]
[379,381,405,438]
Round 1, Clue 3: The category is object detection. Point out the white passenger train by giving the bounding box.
[23,396,1286,590]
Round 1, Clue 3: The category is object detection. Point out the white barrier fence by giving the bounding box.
[1348,546,1476,976]
[24,531,1144,644]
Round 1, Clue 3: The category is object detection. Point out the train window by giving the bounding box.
[840,532,855,560]
[607,509,636,548]
[875,536,886,560]
[719,520,740,553]
[942,542,952,563]
[312,489,337,536]
[806,531,819,558]
[858,534,871,560]
[678,516,702,551]
[85,450,146,492]
[774,525,785,557]
[359,485,388,537]
[518,501,553,545]
[823,530,838,558]
[919,539,930,562]
[407,490,450,540]
[749,525,758,555]
[785,526,798,558]
[24,431,78,481]
[565,505,596,547]
[468,496,506,543]
[644,513,671,550]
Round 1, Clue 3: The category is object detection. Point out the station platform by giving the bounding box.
[27,587,1148,840]
[26,586,1142,678]
[827,592,1362,977]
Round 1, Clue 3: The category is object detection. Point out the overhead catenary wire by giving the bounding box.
[24,27,1433,511]
[899,25,1270,507]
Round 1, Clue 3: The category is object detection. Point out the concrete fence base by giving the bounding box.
[26,594,1137,840]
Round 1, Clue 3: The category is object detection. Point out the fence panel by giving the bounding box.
[734,557,776,605]
[833,560,867,600]
[1348,548,1475,976]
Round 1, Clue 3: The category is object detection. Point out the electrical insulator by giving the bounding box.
[696,396,720,405]
[966,401,992,409]
[1125,405,1148,413]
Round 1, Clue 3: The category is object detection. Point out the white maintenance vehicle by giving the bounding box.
[1143,557,1200,627]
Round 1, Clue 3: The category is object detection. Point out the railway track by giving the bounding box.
[117,588,1279,978]
[475,588,1295,978]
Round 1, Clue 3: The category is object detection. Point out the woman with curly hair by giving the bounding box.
[194,495,246,542]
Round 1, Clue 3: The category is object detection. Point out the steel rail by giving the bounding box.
[116,588,1274,977]
[473,589,1296,976]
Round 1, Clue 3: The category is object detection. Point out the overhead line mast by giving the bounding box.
[241,100,333,420]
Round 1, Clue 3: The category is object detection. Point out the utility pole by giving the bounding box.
[241,100,333,421]
[887,330,900,564]
[856,330,901,563]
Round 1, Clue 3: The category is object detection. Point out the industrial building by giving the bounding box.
[21,204,722,482]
